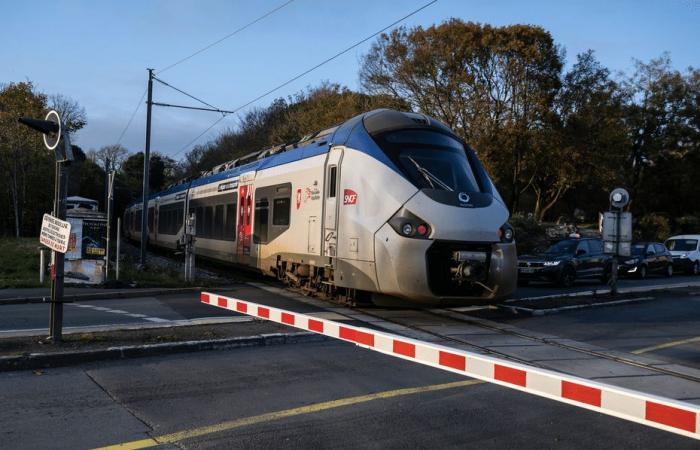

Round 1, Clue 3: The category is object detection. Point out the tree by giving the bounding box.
[49,94,87,133]
[180,83,407,178]
[360,20,563,211]
[88,144,129,171]
[0,82,52,237]
[621,55,700,217]
[530,51,627,220]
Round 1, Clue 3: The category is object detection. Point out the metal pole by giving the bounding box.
[105,171,114,280]
[49,159,68,342]
[610,208,621,296]
[116,217,121,281]
[140,68,154,267]
[39,247,45,284]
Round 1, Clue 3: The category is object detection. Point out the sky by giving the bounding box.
[2,0,699,161]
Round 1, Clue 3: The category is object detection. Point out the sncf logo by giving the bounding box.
[343,189,358,205]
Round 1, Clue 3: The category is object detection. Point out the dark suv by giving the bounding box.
[618,242,673,278]
[518,238,611,287]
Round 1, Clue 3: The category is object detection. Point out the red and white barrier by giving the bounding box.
[201,292,700,440]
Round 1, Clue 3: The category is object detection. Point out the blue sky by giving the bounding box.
[3,0,698,160]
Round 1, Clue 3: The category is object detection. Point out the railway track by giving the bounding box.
[354,305,700,384]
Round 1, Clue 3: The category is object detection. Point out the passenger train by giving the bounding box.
[124,109,517,305]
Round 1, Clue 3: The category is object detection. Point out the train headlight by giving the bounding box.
[389,208,431,239]
[499,223,514,243]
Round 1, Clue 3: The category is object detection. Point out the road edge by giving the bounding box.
[0,331,327,372]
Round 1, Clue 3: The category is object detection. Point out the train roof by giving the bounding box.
[128,109,452,208]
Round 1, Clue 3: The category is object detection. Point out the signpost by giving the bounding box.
[19,110,73,342]
[602,188,632,295]
[39,214,72,253]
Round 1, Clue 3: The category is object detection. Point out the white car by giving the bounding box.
[665,235,700,275]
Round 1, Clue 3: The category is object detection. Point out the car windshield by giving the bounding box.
[631,243,646,256]
[665,239,697,251]
[545,240,577,255]
[375,130,481,192]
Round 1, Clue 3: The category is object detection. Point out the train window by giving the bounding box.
[246,194,252,226]
[148,207,154,232]
[328,166,337,198]
[374,130,482,193]
[195,207,204,237]
[272,198,290,226]
[135,210,142,231]
[254,198,269,244]
[214,205,224,240]
[204,206,213,237]
[223,202,236,241]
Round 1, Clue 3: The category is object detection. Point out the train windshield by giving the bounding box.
[376,130,482,193]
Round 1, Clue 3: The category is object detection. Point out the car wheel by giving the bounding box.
[639,265,647,279]
[600,265,611,284]
[558,267,576,288]
[665,264,673,278]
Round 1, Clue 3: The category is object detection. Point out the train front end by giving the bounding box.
[356,110,517,305]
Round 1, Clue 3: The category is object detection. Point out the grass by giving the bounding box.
[0,237,46,288]
[117,254,198,288]
[0,237,221,289]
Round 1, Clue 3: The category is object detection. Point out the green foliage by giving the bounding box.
[635,213,671,241]
[675,216,700,235]
[180,83,408,177]
[509,213,549,255]
[0,238,44,288]
[0,82,53,237]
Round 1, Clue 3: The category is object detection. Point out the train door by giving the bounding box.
[323,147,343,257]
[236,172,255,260]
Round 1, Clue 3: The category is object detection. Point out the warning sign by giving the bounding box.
[39,213,72,253]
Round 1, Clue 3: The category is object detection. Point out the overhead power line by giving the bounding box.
[157,0,297,74]
[116,87,147,146]
[153,76,229,115]
[172,0,438,158]
[114,0,295,145]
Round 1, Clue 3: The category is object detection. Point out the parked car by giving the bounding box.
[618,242,673,278]
[665,235,700,275]
[518,238,611,287]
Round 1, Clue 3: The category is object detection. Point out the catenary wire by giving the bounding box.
[153,76,227,115]
[116,87,147,146]
[114,1,295,145]
[157,0,296,74]
[171,0,438,158]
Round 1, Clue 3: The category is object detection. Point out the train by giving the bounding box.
[123,109,517,305]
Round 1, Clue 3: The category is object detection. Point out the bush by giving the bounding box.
[635,213,671,241]
[510,213,549,255]
[675,215,700,235]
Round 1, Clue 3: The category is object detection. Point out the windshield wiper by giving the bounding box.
[406,157,454,191]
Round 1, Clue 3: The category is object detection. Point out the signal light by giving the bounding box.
[499,224,514,243]
[388,208,431,240]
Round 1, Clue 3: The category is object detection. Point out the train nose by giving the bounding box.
[373,191,517,304]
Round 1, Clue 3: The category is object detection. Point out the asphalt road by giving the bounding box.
[1,340,697,449]
[2,275,699,337]
[513,273,700,298]
[506,290,700,370]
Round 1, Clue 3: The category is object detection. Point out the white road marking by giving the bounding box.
[66,302,168,323]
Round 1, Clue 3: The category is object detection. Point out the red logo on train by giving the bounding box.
[296,188,302,209]
[343,189,358,205]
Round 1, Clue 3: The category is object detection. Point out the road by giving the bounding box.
[1,340,696,449]
[2,275,699,337]
[506,290,700,370]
